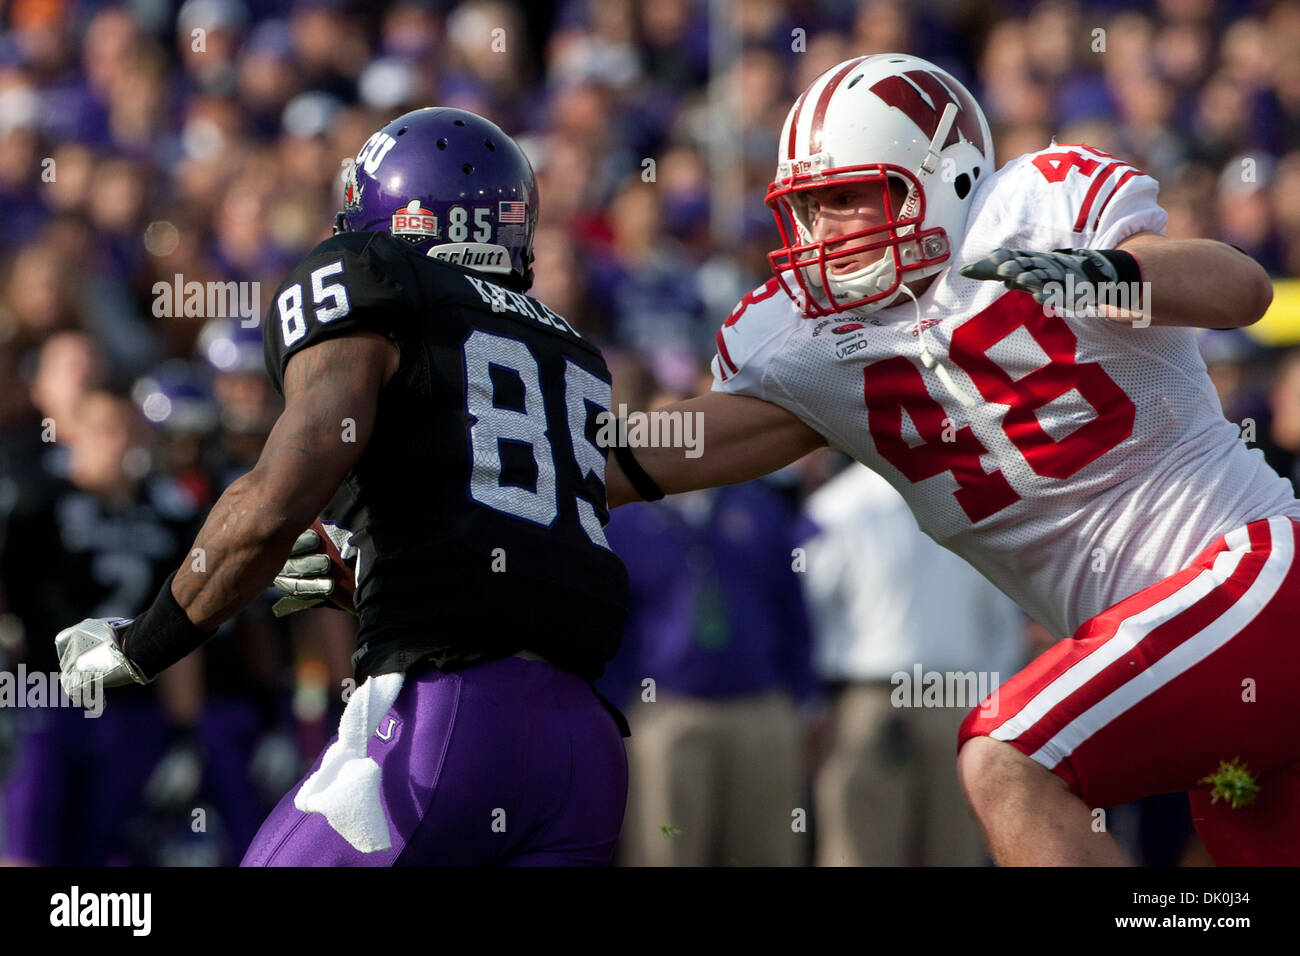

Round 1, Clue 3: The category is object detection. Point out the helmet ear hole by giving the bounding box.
[954,173,971,199]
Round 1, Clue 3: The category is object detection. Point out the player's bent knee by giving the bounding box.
[956,735,1006,806]
[958,735,1065,811]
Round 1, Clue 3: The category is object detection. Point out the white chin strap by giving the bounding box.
[810,249,902,315]
[898,280,977,409]
[807,102,960,317]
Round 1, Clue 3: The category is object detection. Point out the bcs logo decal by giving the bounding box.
[392,200,439,242]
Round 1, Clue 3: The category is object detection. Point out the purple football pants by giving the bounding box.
[241,656,628,866]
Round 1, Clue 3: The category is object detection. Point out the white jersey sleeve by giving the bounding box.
[710,277,802,401]
[976,143,1168,254]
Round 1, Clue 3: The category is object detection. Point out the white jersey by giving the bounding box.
[713,144,1300,640]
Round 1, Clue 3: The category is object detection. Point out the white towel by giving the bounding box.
[294,671,405,853]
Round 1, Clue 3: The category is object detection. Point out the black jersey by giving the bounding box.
[263,232,629,685]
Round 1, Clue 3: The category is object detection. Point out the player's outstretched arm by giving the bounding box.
[55,332,398,695]
[1114,232,1273,329]
[606,391,826,507]
[169,332,397,631]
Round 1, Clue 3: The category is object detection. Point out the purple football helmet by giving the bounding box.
[335,107,539,290]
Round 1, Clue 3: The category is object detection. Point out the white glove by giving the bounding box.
[55,617,150,697]
[272,529,335,618]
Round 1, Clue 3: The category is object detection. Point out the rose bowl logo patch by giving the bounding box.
[391,200,439,243]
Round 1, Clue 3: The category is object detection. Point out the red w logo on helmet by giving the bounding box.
[869,70,986,154]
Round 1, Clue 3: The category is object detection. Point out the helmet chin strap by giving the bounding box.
[894,101,958,251]
[896,101,978,409]
[898,279,977,409]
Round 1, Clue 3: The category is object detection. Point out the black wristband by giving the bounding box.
[1097,248,1142,286]
[120,572,216,681]
[612,442,664,502]
[1054,248,1143,287]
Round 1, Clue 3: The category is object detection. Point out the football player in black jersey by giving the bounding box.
[55,108,631,865]
[2,390,202,864]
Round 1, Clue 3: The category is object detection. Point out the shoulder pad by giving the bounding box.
[711,278,801,400]
[263,233,411,392]
[970,144,1166,252]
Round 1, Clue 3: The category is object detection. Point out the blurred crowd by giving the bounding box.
[2,0,1300,865]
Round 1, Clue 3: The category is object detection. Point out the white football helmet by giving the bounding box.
[767,53,995,317]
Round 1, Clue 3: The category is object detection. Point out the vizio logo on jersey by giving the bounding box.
[835,337,869,360]
[831,324,869,360]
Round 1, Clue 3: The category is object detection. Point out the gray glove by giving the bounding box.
[959,247,1133,309]
[271,529,335,618]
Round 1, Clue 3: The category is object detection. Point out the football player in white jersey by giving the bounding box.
[605,53,1300,865]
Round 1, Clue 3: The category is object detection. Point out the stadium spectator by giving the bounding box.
[0,391,201,864]
[1267,348,1300,490]
[601,375,817,867]
[799,461,1023,866]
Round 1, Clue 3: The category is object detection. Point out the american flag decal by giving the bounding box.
[498,201,526,223]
